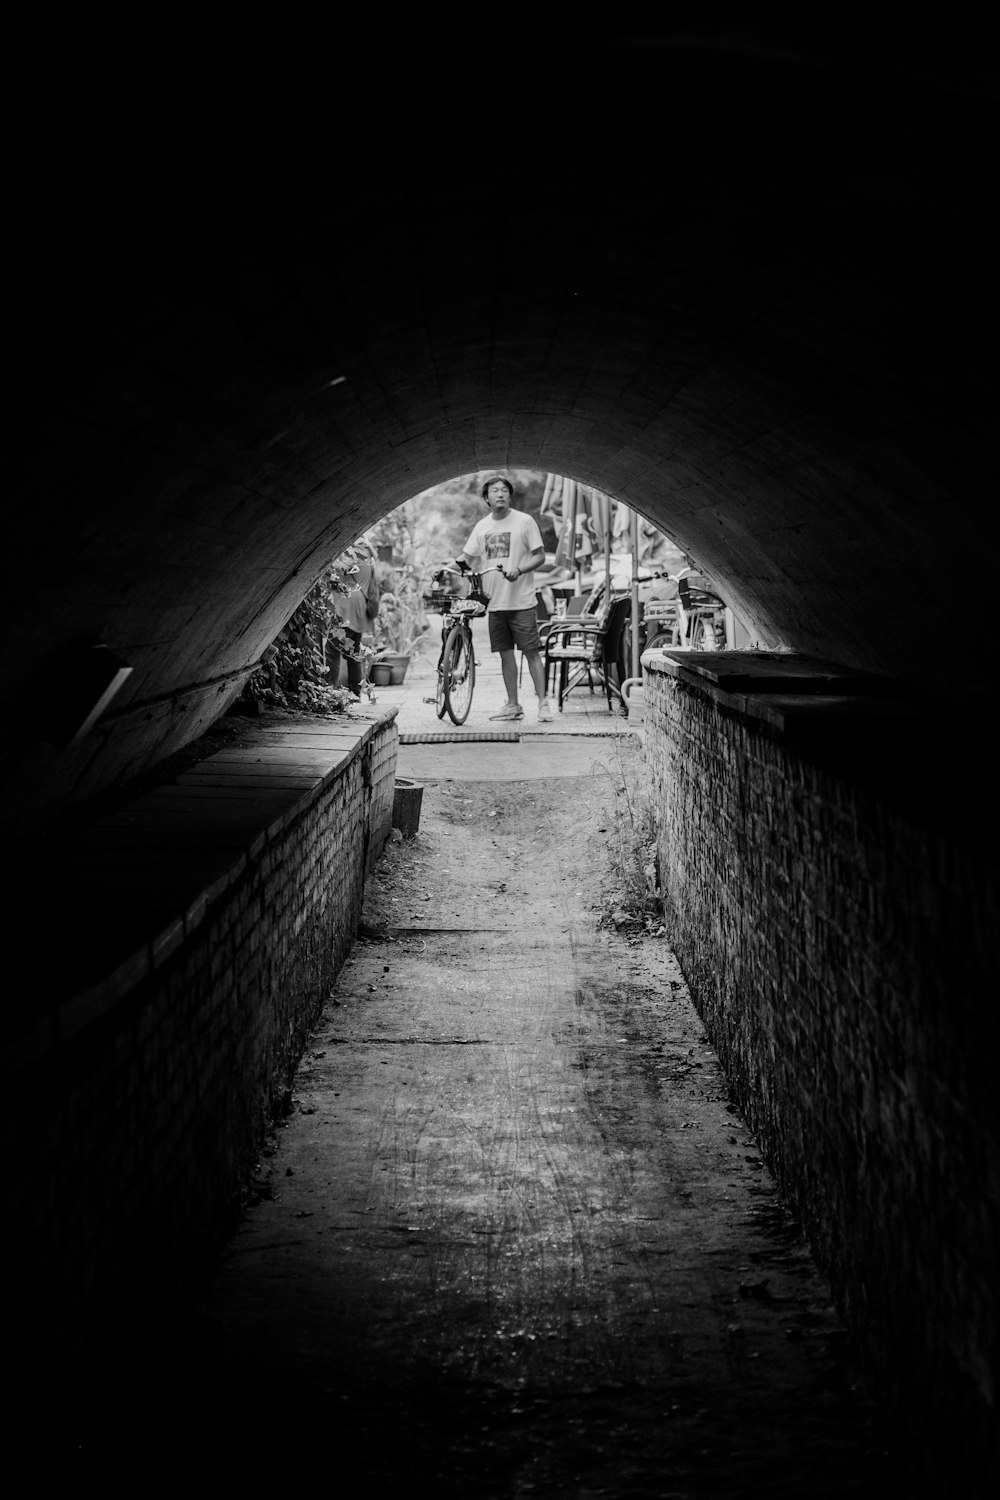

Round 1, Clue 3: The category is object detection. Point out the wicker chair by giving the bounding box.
[543,596,632,712]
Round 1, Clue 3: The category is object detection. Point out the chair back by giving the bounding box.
[582,581,606,615]
[601,597,633,666]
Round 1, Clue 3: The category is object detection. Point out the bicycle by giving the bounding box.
[422,566,502,725]
[595,567,727,682]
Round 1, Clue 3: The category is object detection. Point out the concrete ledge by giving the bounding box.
[642,648,914,696]
[642,650,995,850]
[1,710,398,1073]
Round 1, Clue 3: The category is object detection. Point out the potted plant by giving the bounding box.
[377,651,412,685]
[371,567,431,683]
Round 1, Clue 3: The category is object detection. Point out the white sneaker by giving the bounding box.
[489,702,524,722]
[537,698,554,722]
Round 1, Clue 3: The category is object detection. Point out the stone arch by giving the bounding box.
[6,18,996,838]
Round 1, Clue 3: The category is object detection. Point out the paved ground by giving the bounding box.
[29,636,914,1494]
[354,615,641,785]
[356,614,636,740]
[48,691,916,1496]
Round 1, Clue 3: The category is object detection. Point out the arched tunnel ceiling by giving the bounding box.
[6,17,998,837]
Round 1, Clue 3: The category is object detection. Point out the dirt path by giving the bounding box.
[79,757,901,1495]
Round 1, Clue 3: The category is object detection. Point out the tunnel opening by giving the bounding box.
[232,469,768,733]
[5,16,998,1491]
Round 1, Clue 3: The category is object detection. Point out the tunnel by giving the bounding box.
[4,14,998,1496]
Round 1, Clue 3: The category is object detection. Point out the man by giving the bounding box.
[454,475,553,722]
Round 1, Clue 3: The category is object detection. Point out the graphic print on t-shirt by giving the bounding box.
[484,533,511,561]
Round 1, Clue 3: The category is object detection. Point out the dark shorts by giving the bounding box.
[488,608,541,654]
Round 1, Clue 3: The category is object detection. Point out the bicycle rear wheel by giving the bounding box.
[690,613,721,650]
[442,623,475,724]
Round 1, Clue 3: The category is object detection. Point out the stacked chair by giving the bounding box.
[542,592,632,713]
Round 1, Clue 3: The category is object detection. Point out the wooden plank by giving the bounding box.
[740,693,929,734]
[177,776,325,794]
[198,748,353,765]
[253,730,368,746]
[650,650,911,695]
[176,771,325,789]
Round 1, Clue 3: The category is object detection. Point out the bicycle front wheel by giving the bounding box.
[442,624,475,725]
[435,645,448,718]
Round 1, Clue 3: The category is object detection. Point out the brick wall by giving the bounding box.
[3,715,398,1373]
[644,656,999,1493]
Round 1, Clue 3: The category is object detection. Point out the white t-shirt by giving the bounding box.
[463,510,544,611]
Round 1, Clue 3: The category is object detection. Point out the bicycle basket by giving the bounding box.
[644,599,679,622]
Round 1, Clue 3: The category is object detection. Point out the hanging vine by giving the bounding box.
[241,546,375,714]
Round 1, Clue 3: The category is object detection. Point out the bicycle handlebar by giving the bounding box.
[436,564,503,578]
[602,567,723,591]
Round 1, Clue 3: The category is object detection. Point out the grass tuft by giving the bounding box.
[591,736,664,935]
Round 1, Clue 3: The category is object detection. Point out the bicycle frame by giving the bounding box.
[424,567,501,724]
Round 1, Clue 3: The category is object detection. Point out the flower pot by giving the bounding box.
[370,663,392,686]
[378,653,410,685]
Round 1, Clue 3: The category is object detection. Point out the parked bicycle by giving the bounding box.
[579,566,728,686]
[642,570,727,651]
[422,566,502,725]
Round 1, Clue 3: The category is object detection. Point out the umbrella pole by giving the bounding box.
[630,508,641,680]
[603,492,611,602]
[570,482,580,595]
